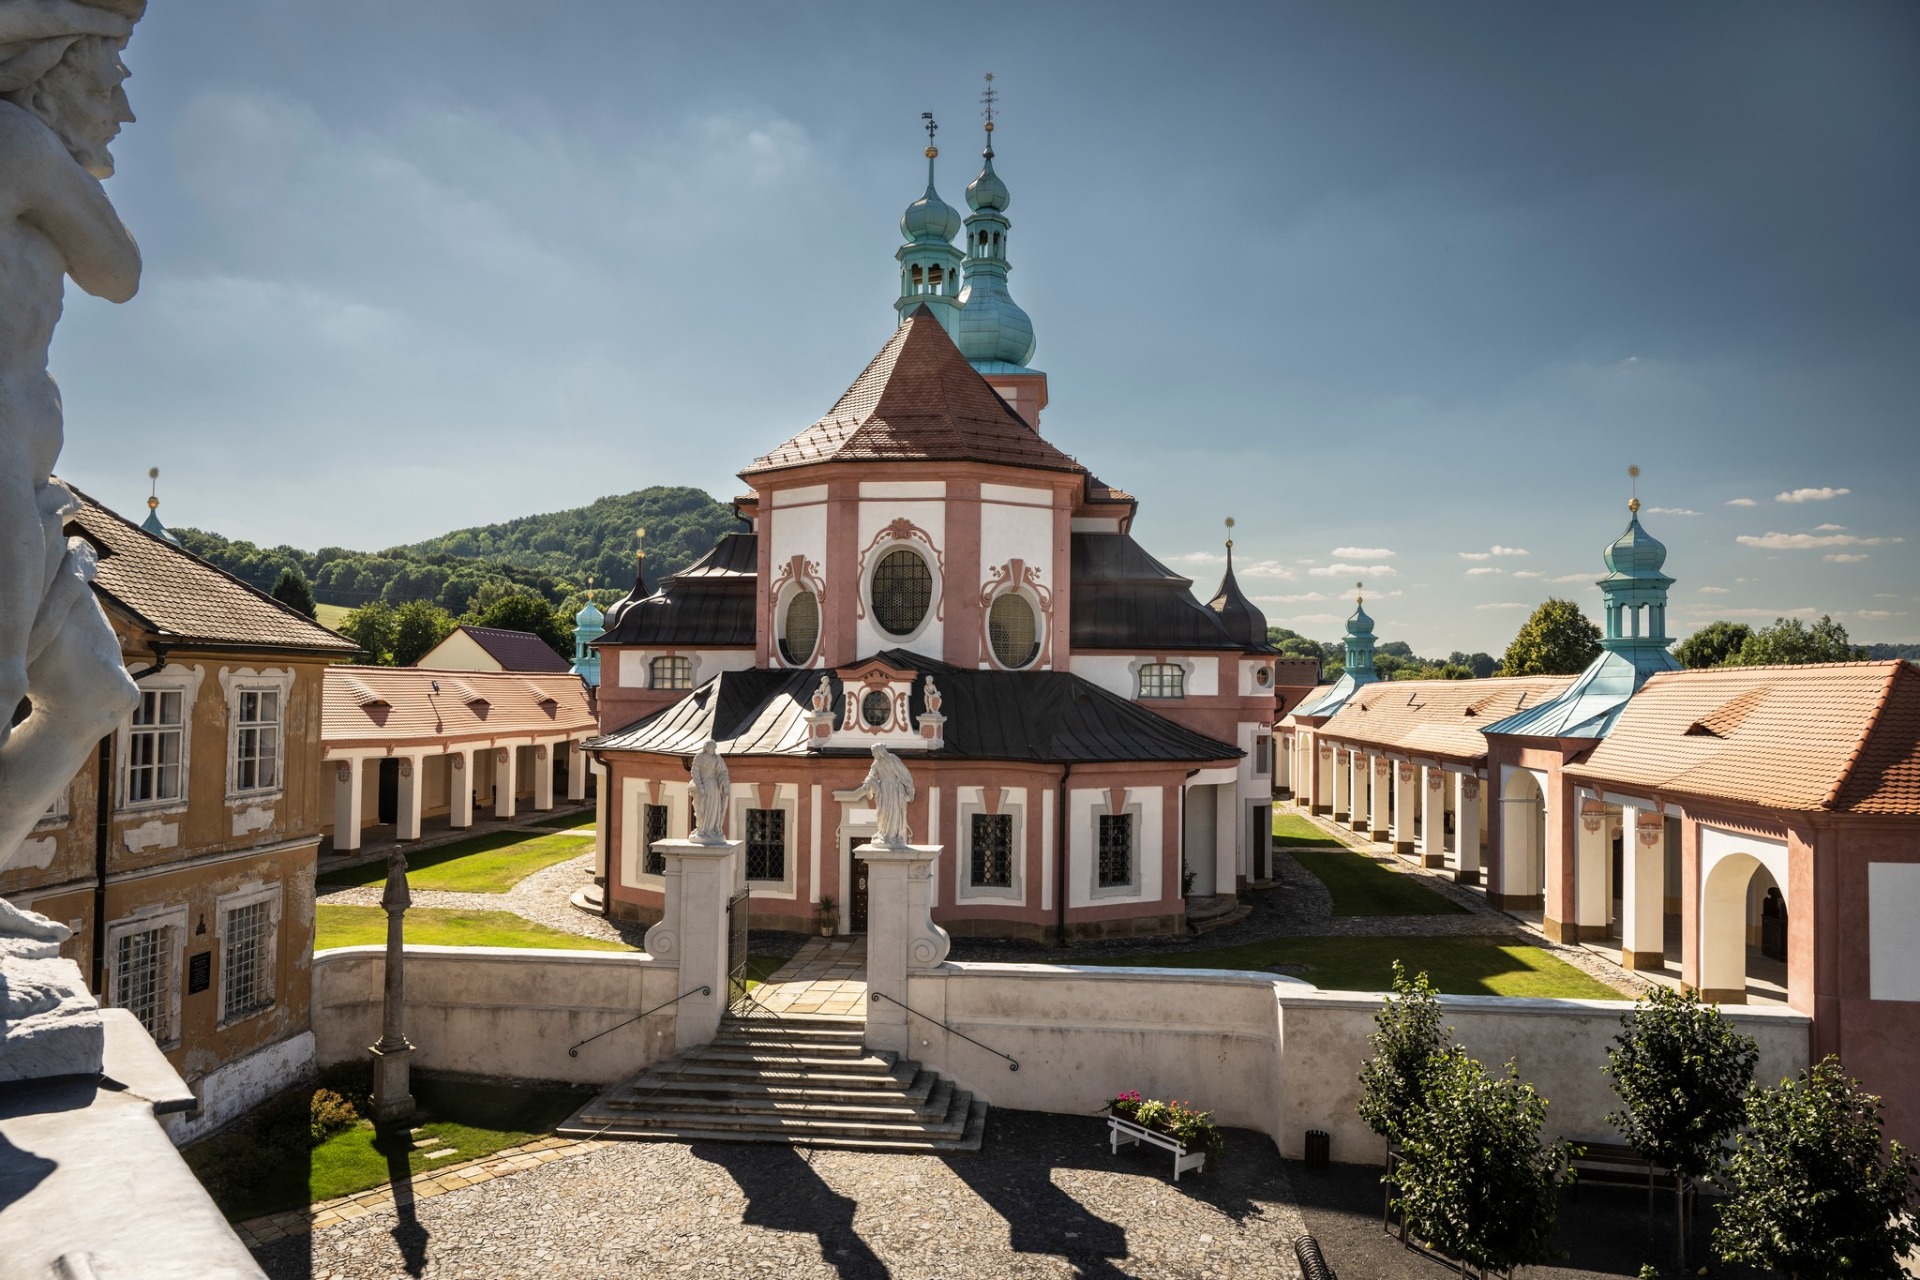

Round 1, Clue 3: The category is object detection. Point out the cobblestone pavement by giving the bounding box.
[253,1110,1308,1280]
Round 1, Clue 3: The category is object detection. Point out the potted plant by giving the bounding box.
[816,895,837,938]
[1105,1089,1222,1181]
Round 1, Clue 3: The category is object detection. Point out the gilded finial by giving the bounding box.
[921,111,938,159]
[1628,464,1641,514]
[1224,515,1235,550]
[634,526,647,559]
[147,465,160,511]
[981,72,997,139]
[1355,579,1364,606]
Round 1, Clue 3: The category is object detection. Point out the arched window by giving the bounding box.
[870,548,932,637]
[779,590,819,665]
[987,593,1039,669]
[650,656,692,690]
[1137,662,1184,699]
[910,263,924,289]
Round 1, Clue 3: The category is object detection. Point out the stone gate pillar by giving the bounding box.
[857,842,949,1058]
[644,837,741,1050]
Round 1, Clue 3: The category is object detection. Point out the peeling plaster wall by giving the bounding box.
[162,1031,315,1146]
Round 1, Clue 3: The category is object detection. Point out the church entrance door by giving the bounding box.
[849,838,871,933]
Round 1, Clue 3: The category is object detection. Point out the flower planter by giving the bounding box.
[1107,1115,1207,1182]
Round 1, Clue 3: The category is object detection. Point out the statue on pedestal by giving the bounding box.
[689,738,729,845]
[0,0,145,951]
[852,744,915,850]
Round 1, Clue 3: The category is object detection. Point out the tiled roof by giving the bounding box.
[443,626,571,673]
[322,667,594,750]
[66,484,358,655]
[1317,676,1576,764]
[1564,661,1920,815]
[742,307,1085,477]
[590,650,1242,765]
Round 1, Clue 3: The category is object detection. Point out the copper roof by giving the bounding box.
[322,667,594,750]
[742,307,1084,477]
[1280,685,1337,727]
[434,625,570,673]
[66,484,358,655]
[1317,676,1577,764]
[1565,660,1920,815]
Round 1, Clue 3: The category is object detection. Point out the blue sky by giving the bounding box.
[49,1,1919,653]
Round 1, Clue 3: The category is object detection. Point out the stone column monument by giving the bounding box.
[643,739,739,1049]
[0,0,149,1081]
[369,849,415,1123]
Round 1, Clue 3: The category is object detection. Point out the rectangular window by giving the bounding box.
[970,813,1014,889]
[1137,663,1185,699]
[221,899,274,1021]
[642,802,669,875]
[1098,813,1133,888]
[1255,735,1271,775]
[745,807,785,881]
[113,923,174,1044]
[233,689,281,793]
[651,656,692,690]
[126,689,184,805]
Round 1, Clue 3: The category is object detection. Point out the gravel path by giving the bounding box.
[254,1111,1308,1280]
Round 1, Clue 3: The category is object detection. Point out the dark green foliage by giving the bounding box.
[336,600,397,665]
[1264,627,1493,681]
[1606,986,1757,1183]
[466,592,571,658]
[1502,598,1603,676]
[1715,1057,1920,1279]
[1729,614,1862,666]
[1356,962,1447,1143]
[269,567,316,618]
[1674,620,1752,669]
[389,600,457,667]
[1863,642,1920,661]
[1389,1048,1576,1275]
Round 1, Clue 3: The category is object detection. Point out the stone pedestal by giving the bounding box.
[857,843,949,1058]
[643,838,741,1051]
[0,939,104,1084]
[369,1041,414,1123]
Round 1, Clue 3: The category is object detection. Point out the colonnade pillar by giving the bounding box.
[395,753,426,841]
[1418,766,1447,868]
[1391,761,1418,857]
[1369,756,1391,838]
[1332,745,1351,821]
[1620,804,1666,970]
[1573,797,1611,942]
[448,748,474,829]
[533,742,555,811]
[332,757,364,852]
[1454,774,1482,884]
[566,740,588,802]
[493,747,518,819]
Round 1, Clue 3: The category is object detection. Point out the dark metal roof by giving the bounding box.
[1069,533,1254,652]
[596,533,757,648]
[444,625,571,673]
[1205,555,1276,652]
[589,649,1242,764]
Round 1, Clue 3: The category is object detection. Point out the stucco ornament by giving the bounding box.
[853,744,915,850]
[0,0,143,950]
[689,738,729,845]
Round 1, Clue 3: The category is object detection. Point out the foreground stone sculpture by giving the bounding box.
[689,737,729,843]
[851,743,915,850]
[0,0,146,1077]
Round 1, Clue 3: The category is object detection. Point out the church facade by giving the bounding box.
[586,124,1280,942]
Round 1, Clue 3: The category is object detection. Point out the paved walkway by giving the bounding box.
[751,936,868,1018]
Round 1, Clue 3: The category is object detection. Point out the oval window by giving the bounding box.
[987,593,1039,669]
[780,589,820,665]
[870,548,932,637]
[861,689,894,728]
[1255,666,1271,687]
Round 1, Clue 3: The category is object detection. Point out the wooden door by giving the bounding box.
[849,838,871,933]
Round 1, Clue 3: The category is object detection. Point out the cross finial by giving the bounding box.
[980,72,997,136]
[921,111,938,159]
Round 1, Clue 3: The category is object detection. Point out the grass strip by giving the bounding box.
[316,904,633,952]
[319,829,592,893]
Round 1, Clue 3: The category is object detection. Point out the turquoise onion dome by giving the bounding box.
[902,178,962,244]
[1347,599,1375,636]
[965,151,1010,212]
[956,133,1036,368]
[1603,506,1670,577]
[574,598,605,628]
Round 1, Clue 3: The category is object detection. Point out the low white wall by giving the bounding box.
[312,946,682,1086]
[163,1030,315,1146]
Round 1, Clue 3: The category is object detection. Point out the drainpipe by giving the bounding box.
[1054,762,1073,947]
[94,646,169,991]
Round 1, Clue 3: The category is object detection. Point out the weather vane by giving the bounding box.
[1224,515,1235,550]
[980,72,997,134]
[1628,463,1641,514]
[921,111,937,156]
[147,466,160,511]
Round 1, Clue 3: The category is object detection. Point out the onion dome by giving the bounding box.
[1347,598,1374,636]
[966,149,1010,212]
[902,173,963,244]
[574,598,605,628]
[1603,500,1670,577]
[1207,548,1270,650]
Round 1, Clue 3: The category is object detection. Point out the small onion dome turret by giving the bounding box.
[901,173,963,244]
[1207,552,1270,649]
[1603,502,1670,578]
[574,598,605,628]
[966,149,1010,212]
[1347,598,1375,636]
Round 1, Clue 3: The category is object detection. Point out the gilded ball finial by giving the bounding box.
[1628,497,1640,513]
[925,145,938,158]
[1627,463,1641,513]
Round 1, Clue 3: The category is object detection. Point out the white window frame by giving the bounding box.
[955,787,1027,904]
[863,540,940,644]
[650,655,693,690]
[730,788,798,899]
[776,584,822,667]
[215,882,281,1027]
[119,668,204,813]
[1091,805,1144,898]
[105,904,187,1049]
[221,668,294,801]
[1135,662,1187,700]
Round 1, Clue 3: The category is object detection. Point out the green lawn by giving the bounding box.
[318,829,592,893]
[1085,934,1629,1000]
[316,904,634,952]
[1272,811,1342,847]
[187,1070,590,1222]
[314,602,352,629]
[1273,811,1463,917]
[531,809,596,830]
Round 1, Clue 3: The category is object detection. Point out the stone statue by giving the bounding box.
[921,674,941,714]
[852,744,915,850]
[689,739,729,845]
[0,0,144,949]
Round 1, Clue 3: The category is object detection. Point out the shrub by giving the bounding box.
[309,1088,361,1145]
[1356,962,1446,1147]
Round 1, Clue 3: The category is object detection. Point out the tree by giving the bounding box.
[269,568,316,619]
[1716,1057,1919,1279]
[1388,1048,1576,1276]
[1730,614,1861,666]
[465,592,571,658]
[1357,963,1447,1150]
[1605,987,1758,1270]
[1501,598,1602,676]
[337,600,396,666]
[389,600,456,667]
[1673,620,1750,669]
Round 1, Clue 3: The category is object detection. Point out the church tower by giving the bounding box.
[1342,588,1379,683]
[895,115,964,336]
[1596,496,1679,669]
[955,75,1048,426]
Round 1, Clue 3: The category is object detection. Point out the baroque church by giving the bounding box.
[586,119,1281,941]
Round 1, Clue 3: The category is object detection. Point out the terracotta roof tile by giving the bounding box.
[1564,661,1919,814]
[65,484,358,654]
[1317,676,1577,764]
[742,308,1085,478]
[323,667,594,750]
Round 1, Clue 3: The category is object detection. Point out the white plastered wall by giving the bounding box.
[856,486,946,660]
[1066,786,1164,907]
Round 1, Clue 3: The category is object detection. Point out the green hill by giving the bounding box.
[173,486,738,615]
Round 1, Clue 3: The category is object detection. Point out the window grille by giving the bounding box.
[870,548,932,637]
[234,689,281,792]
[745,808,785,881]
[650,656,692,690]
[642,803,669,874]
[780,590,820,665]
[114,924,172,1043]
[1255,736,1271,775]
[127,689,184,804]
[987,593,1039,668]
[970,813,1013,888]
[861,689,893,728]
[222,899,273,1021]
[1097,814,1133,888]
[1137,663,1185,699]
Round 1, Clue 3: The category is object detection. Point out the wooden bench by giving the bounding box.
[1108,1115,1207,1182]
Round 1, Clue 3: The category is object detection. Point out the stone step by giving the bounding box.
[712,1022,868,1044]
[610,1079,954,1121]
[567,1091,976,1145]
[707,1034,871,1056]
[557,1105,985,1153]
[609,1067,940,1108]
[676,1049,901,1074]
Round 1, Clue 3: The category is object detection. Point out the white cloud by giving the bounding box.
[1458,546,1529,561]
[1645,507,1700,516]
[1726,498,1759,507]
[1813,523,1847,532]
[1547,573,1594,584]
[1823,553,1870,563]
[1853,609,1906,619]
[1776,487,1851,503]
[1708,607,1822,619]
[1307,562,1396,578]
[1875,593,1900,599]
[1512,570,1545,579]
[1167,551,1224,566]
[1458,552,1491,561]
[1474,602,1529,610]
[1465,567,1502,576]
[1737,532,1903,550]
[1331,546,1394,559]
[1699,586,1731,594]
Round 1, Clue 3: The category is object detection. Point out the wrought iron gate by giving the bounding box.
[725,889,751,1012]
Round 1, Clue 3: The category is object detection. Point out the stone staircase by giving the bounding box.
[559,1013,987,1152]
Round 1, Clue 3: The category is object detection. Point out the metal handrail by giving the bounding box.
[869,990,1019,1071]
[567,985,711,1058]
